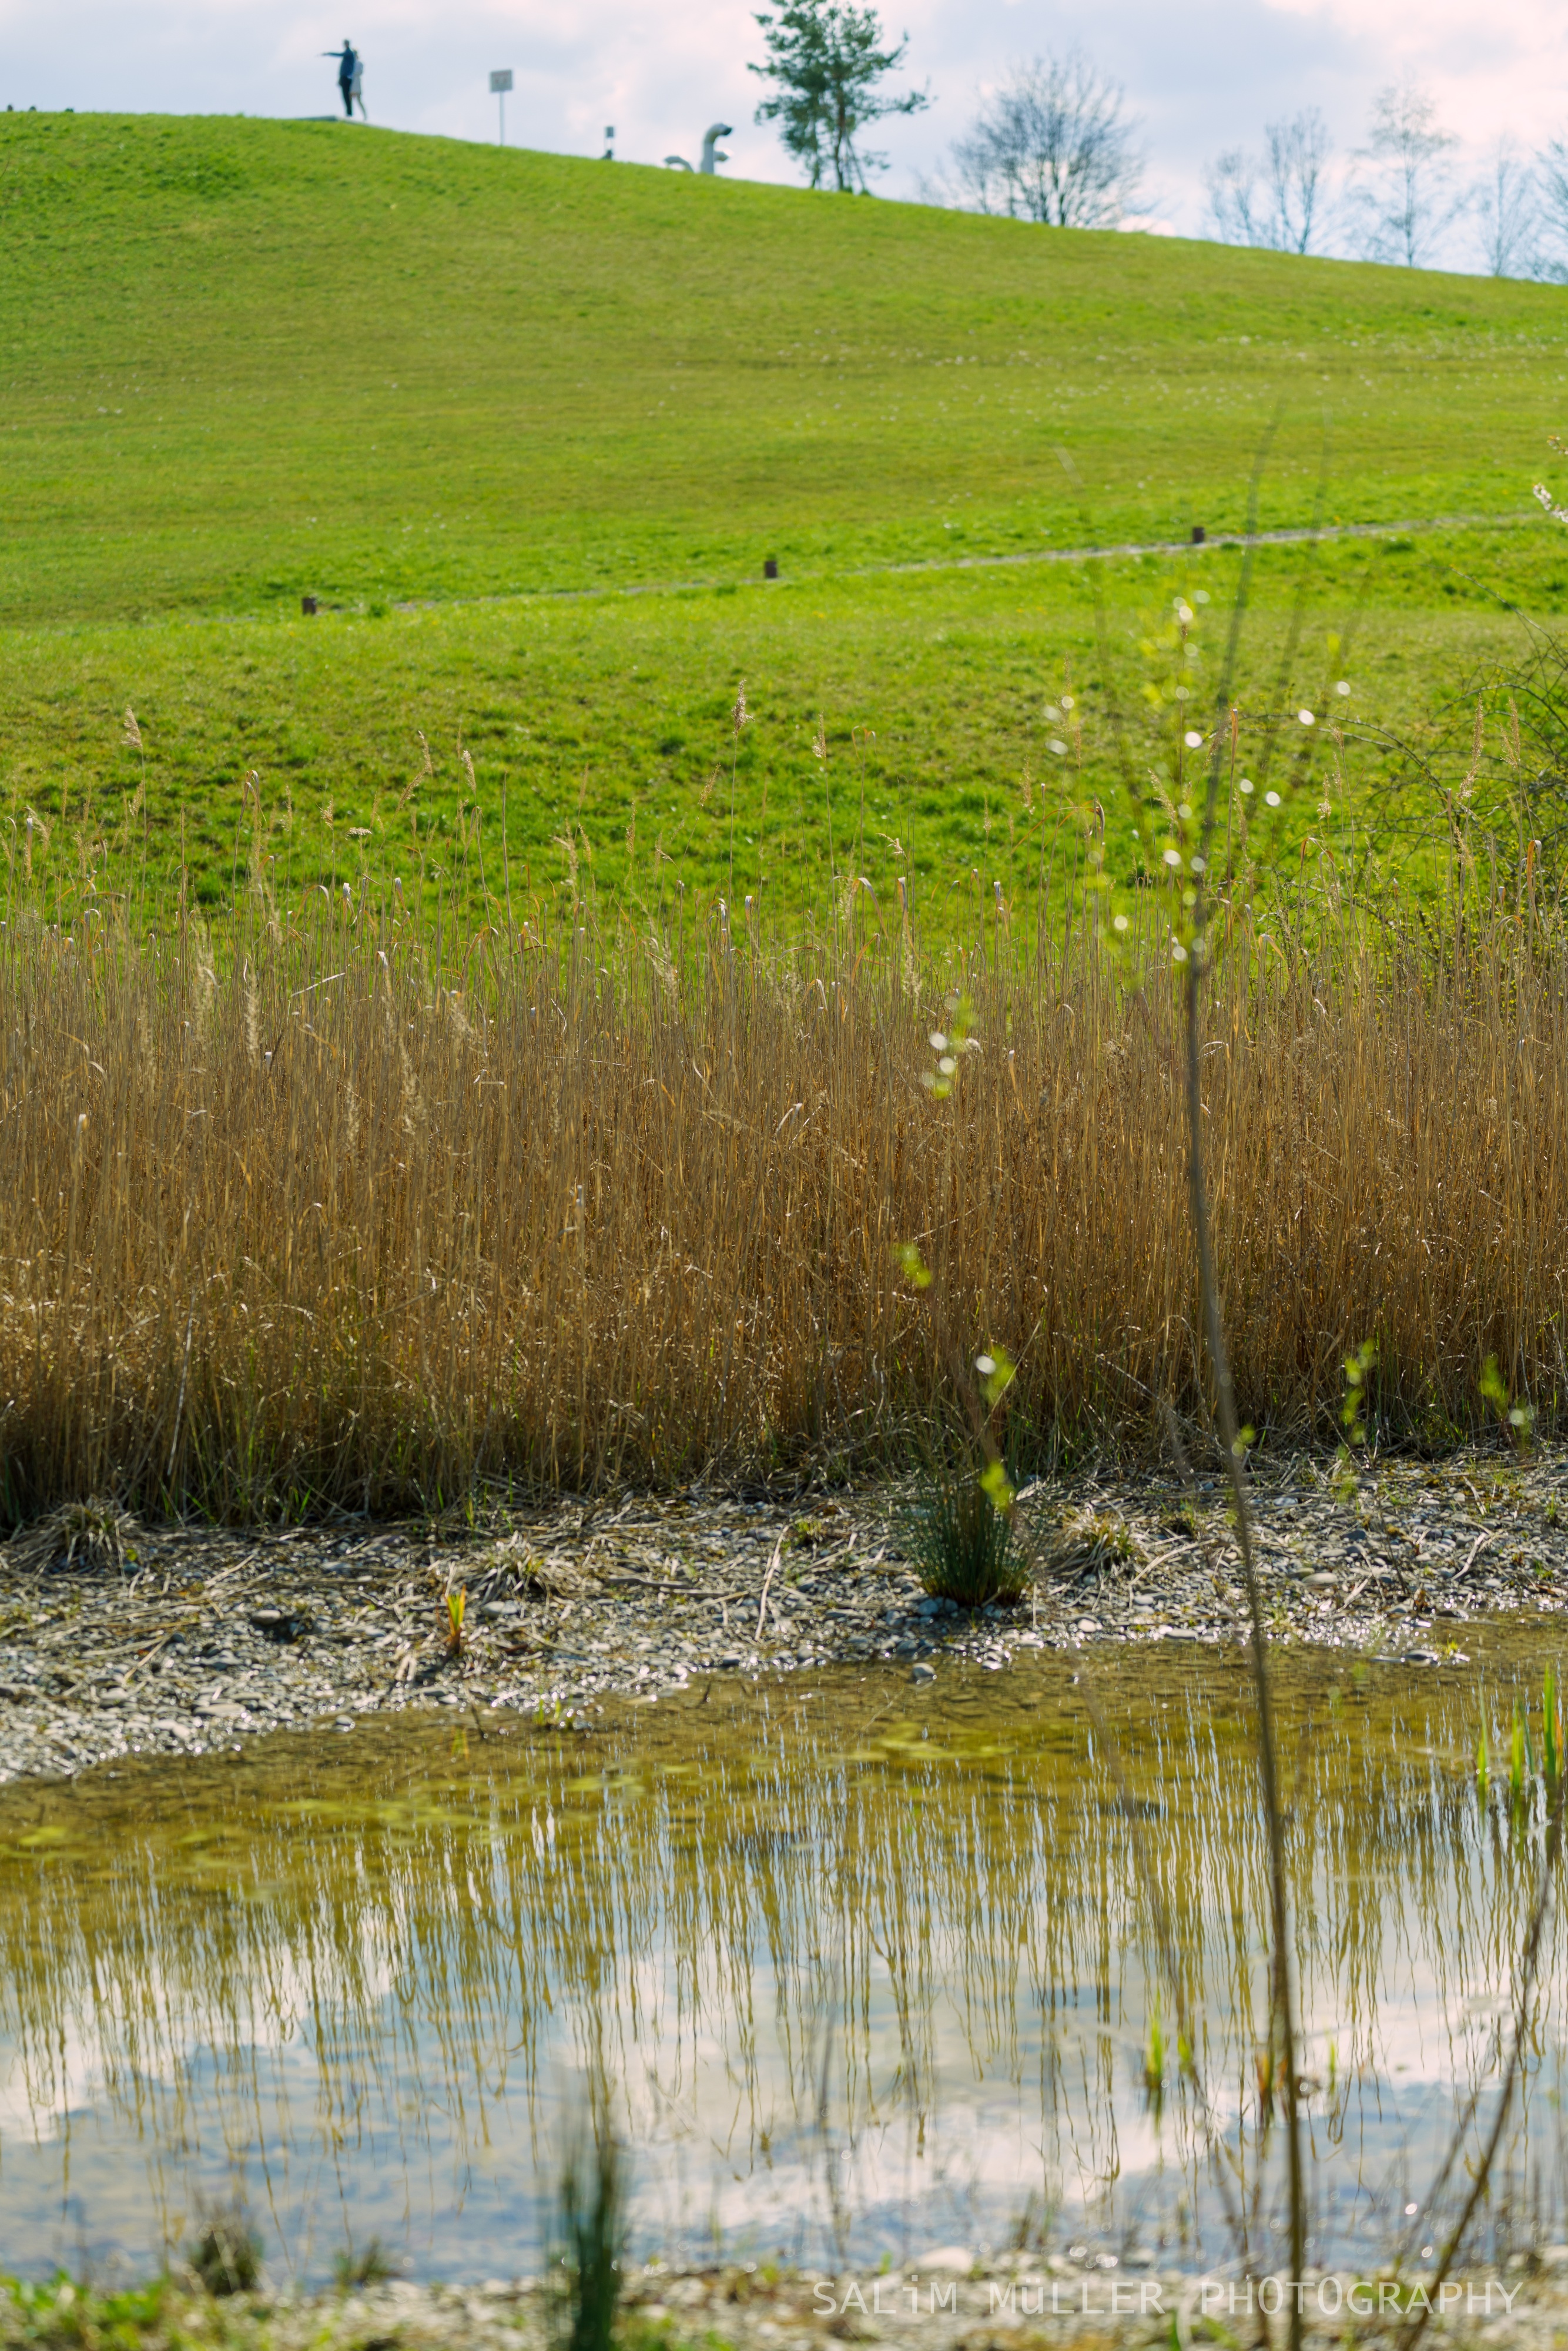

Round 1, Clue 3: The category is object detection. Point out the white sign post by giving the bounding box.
[489,69,513,145]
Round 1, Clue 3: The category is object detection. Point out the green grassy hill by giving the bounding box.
[6,110,1564,621]
[5,110,1567,917]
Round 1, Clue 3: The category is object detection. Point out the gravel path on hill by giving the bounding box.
[390,507,1523,614]
[2,1446,1565,1785]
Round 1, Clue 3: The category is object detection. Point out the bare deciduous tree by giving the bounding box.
[1535,137,1568,280]
[1474,139,1539,278]
[943,52,1144,229]
[1205,149,1262,246]
[1265,110,1331,253]
[1204,111,1331,254]
[1351,79,1462,268]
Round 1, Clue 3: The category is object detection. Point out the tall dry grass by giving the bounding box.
[2,859,1567,1518]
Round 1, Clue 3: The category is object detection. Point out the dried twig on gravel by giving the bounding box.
[8,1500,143,1577]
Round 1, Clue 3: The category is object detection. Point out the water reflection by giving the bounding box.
[0,1629,1563,2283]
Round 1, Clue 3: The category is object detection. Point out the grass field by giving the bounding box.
[6,525,1566,929]
[6,110,1568,920]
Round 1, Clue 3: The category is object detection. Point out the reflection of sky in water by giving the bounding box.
[0,1627,1564,2283]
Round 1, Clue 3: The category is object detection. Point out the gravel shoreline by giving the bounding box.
[3,1446,1566,1785]
[12,2256,1568,2351]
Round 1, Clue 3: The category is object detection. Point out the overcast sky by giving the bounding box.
[3,0,1564,266]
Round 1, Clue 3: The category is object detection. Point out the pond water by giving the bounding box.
[1,1625,1564,2285]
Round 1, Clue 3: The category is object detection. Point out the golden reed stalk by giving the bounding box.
[1,869,1564,1517]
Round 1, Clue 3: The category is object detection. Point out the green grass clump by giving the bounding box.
[906,1469,1028,1609]
[1,2276,172,2351]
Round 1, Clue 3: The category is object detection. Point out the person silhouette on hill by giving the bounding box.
[323,40,360,119]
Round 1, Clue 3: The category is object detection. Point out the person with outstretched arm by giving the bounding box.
[323,41,358,119]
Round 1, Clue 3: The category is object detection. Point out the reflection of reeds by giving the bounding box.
[6,839,1568,1512]
[1402,1763,1568,2350]
[1,1652,1562,2270]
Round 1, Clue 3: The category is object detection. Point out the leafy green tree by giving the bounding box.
[751,2,928,193]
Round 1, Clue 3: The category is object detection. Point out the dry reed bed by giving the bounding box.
[1,888,1566,1517]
